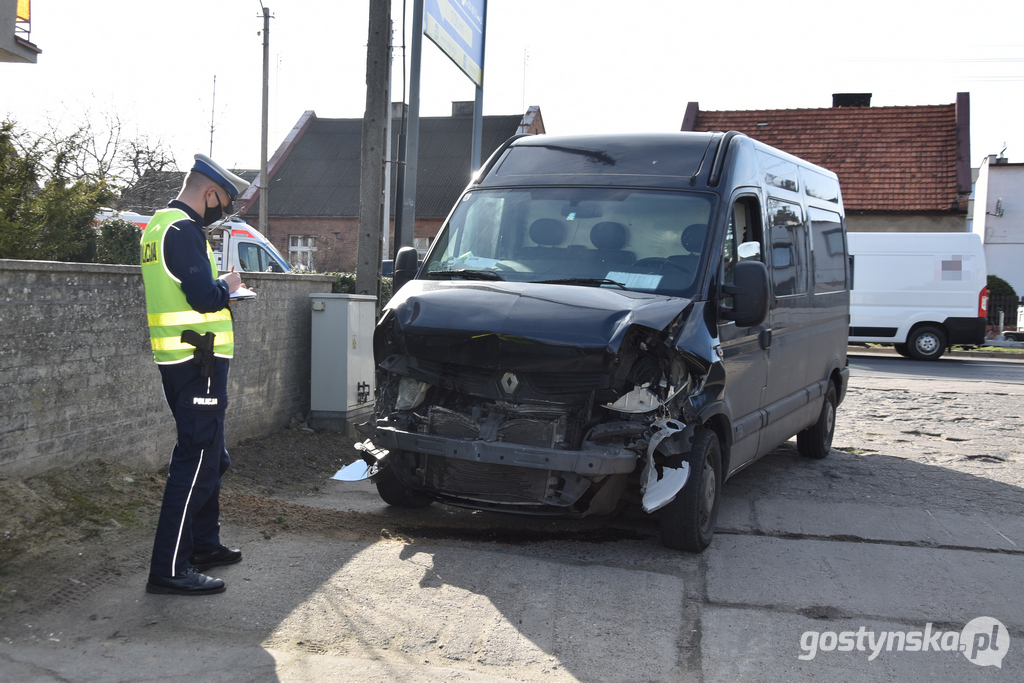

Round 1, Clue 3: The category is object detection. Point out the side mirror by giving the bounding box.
[722,260,770,327]
[393,246,419,293]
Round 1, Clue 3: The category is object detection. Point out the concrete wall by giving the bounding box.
[0,259,335,476]
[846,213,967,233]
[971,160,1024,294]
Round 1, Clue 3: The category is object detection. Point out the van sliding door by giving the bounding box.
[718,193,769,473]
[760,198,817,453]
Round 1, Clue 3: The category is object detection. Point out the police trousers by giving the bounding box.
[150,358,231,577]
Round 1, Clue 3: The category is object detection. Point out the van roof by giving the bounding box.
[480,133,719,188]
[478,132,838,190]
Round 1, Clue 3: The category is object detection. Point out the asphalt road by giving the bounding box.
[849,350,1024,385]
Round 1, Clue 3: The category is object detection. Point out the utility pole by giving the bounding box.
[355,0,391,300]
[259,5,272,237]
[382,21,394,264]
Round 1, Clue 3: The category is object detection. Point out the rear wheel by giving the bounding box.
[893,343,912,358]
[798,380,837,459]
[907,325,946,361]
[659,428,722,553]
[374,455,433,508]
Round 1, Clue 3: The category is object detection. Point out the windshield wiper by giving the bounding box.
[426,269,505,281]
[535,277,627,289]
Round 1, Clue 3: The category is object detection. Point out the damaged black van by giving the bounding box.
[345,131,850,552]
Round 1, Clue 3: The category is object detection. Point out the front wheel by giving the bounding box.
[907,325,946,361]
[797,380,837,459]
[893,343,912,358]
[374,456,433,508]
[659,428,722,553]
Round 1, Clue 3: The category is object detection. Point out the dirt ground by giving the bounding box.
[0,429,368,618]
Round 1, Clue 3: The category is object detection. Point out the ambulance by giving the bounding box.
[95,210,291,273]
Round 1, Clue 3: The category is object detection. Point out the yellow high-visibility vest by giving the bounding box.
[140,209,233,364]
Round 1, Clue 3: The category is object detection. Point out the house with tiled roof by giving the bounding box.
[117,168,259,215]
[681,93,971,233]
[237,103,545,271]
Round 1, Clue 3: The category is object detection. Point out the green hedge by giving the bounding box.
[330,272,393,307]
[988,275,1017,299]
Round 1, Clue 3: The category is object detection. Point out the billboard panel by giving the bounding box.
[423,0,485,86]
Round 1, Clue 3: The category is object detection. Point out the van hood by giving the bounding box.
[384,280,691,372]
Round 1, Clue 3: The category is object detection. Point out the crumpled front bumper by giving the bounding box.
[365,423,638,476]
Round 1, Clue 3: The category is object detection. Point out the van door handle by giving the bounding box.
[760,328,773,349]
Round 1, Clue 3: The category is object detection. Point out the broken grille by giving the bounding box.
[426,407,564,448]
[423,456,552,503]
[526,372,606,394]
[427,407,478,439]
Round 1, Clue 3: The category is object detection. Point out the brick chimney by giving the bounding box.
[832,93,872,108]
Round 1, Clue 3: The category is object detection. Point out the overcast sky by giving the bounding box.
[3,0,1022,173]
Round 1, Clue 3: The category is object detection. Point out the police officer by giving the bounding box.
[141,154,249,595]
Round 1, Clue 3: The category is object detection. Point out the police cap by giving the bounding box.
[191,154,250,200]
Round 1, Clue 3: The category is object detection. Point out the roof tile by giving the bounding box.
[692,104,960,212]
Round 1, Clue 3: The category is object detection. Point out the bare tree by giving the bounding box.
[28,112,178,199]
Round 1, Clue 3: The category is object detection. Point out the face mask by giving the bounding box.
[203,195,224,226]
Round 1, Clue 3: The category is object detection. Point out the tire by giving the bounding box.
[893,343,912,358]
[374,456,433,508]
[797,380,837,459]
[659,428,722,553]
[906,325,946,361]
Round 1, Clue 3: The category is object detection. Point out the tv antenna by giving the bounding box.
[209,75,217,156]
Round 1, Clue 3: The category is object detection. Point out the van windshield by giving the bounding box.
[423,188,716,297]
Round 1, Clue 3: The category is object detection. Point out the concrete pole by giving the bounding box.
[355,0,391,299]
[259,7,271,238]
[382,21,394,264]
[398,0,424,250]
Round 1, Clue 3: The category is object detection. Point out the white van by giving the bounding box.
[847,232,988,360]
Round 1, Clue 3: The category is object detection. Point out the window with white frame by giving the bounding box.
[289,235,316,269]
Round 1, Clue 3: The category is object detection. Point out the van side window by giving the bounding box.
[722,196,764,307]
[238,243,257,272]
[809,207,846,293]
[768,199,807,297]
[238,243,275,272]
[757,151,799,192]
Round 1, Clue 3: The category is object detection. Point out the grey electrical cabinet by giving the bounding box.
[308,294,377,434]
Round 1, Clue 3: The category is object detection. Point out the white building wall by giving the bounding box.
[971,157,1024,294]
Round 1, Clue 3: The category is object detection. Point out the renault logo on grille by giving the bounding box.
[500,372,520,395]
